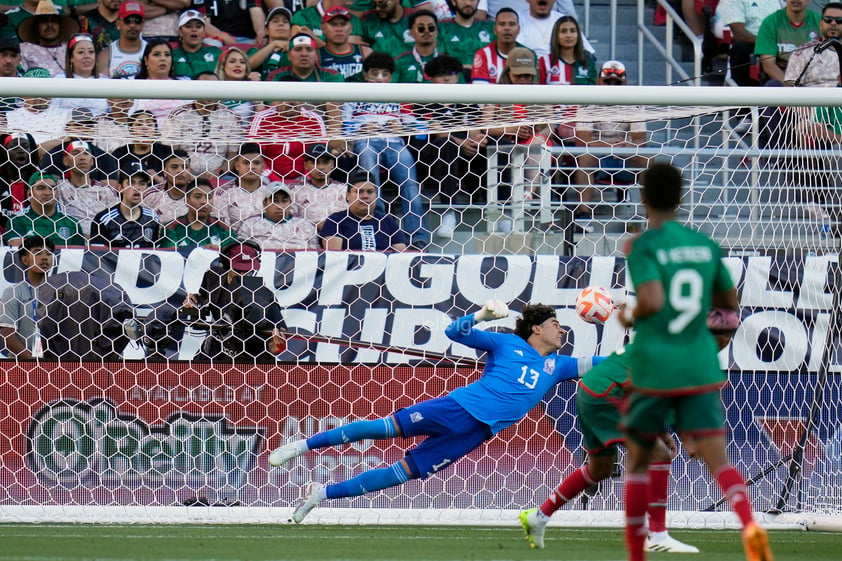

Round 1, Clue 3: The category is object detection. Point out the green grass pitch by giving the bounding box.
[0,524,839,561]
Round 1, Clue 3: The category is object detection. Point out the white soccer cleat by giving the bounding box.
[645,533,700,553]
[290,482,325,524]
[268,440,305,467]
[518,508,547,549]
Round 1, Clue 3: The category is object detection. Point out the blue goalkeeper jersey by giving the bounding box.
[445,314,601,434]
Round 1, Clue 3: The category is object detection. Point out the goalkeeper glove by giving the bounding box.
[475,299,509,322]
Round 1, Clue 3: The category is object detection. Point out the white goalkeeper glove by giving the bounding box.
[475,299,509,322]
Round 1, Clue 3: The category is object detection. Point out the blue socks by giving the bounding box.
[326,462,412,499]
[306,418,397,450]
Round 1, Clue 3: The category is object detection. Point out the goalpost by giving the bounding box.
[0,79,841,531]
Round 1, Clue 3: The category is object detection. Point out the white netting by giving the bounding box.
[0,81,840,529]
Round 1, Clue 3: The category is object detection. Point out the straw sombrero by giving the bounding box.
[17,0,80,44]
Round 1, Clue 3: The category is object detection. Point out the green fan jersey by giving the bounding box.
[393,48,442,83]
[754,8,821,68]
[625,221,734,394]
[5,209,85,246]
[248,46,291,80]
[438,19,495,67]
[172,46,222,79]
[291,6,364,41]
[362,10,416,55]
[161,216,237,249]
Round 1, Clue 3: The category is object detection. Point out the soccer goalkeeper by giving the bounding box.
[519,308,739,552]
[269,301,603,523]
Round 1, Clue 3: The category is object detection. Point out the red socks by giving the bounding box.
[539,465,597,517]
[647,462,670,533]
[715,465,755,528]
[625,473,649,561]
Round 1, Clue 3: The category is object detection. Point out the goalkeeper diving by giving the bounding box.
[269,301,604,523]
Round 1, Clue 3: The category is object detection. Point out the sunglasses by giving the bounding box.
[823,15,842,24]
[600,67,626,77]
[415,25,436,32]
[123,15,143,25]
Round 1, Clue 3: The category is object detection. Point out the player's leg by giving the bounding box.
[268,416,401,466]
[644,438,699,553]
[677,392,773,561]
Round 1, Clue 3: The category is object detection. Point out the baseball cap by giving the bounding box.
[265,6,292,26]
[177,9,203,28]
[290,33,317,49]
[28,171,58,187]
[304,143,335,160]
[505,47,536,75]
[263,181,292,199]
[0,36,20,53]
[323,6,351,23]
[226,243,261,272]
[118,1,144,19]
[599,60,626,81]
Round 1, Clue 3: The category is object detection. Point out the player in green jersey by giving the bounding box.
[619,162,773,561]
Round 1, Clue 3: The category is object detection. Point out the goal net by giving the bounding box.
[0,80,840,530]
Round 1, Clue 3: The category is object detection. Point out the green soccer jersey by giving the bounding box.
[172,46,222,79]
[579,345,630,399]
[393,48,441,83]
[625,221,734,394]
[248,46,291,79]
[5,208,86,246]
[438,19,495,67]
[268,65,344,82]
[754,8,821,67]
[161,216,237,248]
[362,12,415,55]
[291,6,363,41]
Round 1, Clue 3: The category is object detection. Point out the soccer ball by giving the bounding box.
[575,286,614,324]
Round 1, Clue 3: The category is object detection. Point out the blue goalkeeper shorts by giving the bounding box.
[393,395,493,479]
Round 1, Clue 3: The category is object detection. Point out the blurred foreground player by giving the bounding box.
[269,301,604,523]
[618,162,773,561]
[519,308,739,551]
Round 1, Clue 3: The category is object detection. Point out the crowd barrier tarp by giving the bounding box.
[0,248,839,511]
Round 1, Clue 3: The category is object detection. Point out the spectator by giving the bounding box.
[54,34,110,115]
[4,171,85,247]
[161,95,242,179]
[0,133,39,228]
[3,0,41,40]
[361,0,417,55]
[318,6,371,79]
[214,46,261,125]
[320,168,408,251]
[0,235,55,360]
[40,106,120,184]
[394,10,443,83]
[5,67,71,152]
[247,6,292,79]
[200,0,266,46]
[516,0,593,58]
[482,47,550,199]
[715,0,781,87]
[111,109,174,180]
[181,240,286,364]
[96,0,147,78]
[267,32,344,82]
[215,142,271,231]
[161,177,236,248]
[143,149,192,224]
[471,7,523,84]
[134,39,188,127]
[574,60,647,228]
[89,169,162,248]
[0,36,24,79]
[17,0,80,77]
[292,0,365,47]
[344,51,430,249]
[93,98,133,152]
[238,181,320,250]
[755,0,820,84]
[172,10,221,79]
[77,0,121,51]
[785,2,842,87]
[55,139,118,235]
[439,0,495,76]
[291,142,348,227]
[538,15,595,85]
[415,54,486,238]
[248,97,327,180]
